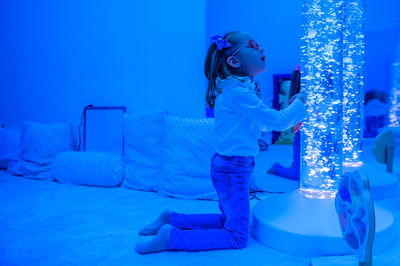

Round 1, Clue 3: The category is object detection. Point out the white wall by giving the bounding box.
[1,0,399,135]
[364,0,400,95]
[206,0,303,105]
[206,0,400,101]
[0,0,207,134]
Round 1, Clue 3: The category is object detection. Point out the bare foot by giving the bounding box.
[138,209,171,235]
[135,224,173,254]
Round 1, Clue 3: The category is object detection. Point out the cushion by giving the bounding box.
[372,129,396,163]
[122,111,167,191]
[157,115,219,200]
[0,128,20,169]
[51,151,124,187]
[7,120,74,180]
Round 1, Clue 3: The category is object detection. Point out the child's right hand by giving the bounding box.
[294,121,302,133]
[289,93,306,105]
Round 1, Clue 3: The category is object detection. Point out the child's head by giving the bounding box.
[205,31,266,108]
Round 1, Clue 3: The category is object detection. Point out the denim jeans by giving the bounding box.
[272,131,300,180]
[167,153,255,251]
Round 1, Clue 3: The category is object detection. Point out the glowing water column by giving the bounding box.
[251,0,397,257]
[342,0,365,167]
[389,41,400,127]
[300,0,344,199]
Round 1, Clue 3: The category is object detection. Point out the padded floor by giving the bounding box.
[0,140,399,265]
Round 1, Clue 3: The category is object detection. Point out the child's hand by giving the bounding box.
[294,121,302,133]
[289,94,306,105]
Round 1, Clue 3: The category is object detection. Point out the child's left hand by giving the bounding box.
[289,94,305,105]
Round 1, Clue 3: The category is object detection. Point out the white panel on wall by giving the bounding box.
[83,106,126,156]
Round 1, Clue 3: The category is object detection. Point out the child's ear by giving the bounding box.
[226,56,241,68]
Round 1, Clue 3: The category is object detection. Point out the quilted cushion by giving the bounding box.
[51,151,124,187]
[122,111,167,191]
[158,115,219,200]
[0,128,20,169]
[7,120,74,180]
[372,129,396,163]
[21,120,73,164]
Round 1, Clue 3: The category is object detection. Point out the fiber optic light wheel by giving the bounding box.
[335,171,376,266]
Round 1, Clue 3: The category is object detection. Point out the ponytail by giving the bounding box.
[204,31,249,109]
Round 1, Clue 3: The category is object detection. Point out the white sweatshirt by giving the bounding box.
[214,75,307,157]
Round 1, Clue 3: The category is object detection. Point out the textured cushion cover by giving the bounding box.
[372,129,396,163]
[51,151,124,187]
[158,115,219,200]
[7,121,74,180]
[0,128,20,169]
[122,111,167,191]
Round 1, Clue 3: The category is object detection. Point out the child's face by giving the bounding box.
[229,34,267,78]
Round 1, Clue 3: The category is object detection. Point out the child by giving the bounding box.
[135,31,307,254]
[267,67,302,180]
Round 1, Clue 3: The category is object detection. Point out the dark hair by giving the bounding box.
[364,89,389,105]
[289,68,301,99]
[204,31,250,109]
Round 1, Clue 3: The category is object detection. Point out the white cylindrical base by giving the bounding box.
[344,164,400,200]
[251,189,396,257]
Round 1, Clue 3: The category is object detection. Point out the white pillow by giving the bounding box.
[122,111,167,191]
[158,115,219,200]
[51,151,124,187]
[9,120,74,180]
[0,128,20,169]
[21,120,74,164]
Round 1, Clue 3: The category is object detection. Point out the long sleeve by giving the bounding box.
[228,85,307,132]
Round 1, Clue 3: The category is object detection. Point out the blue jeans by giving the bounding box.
[167,153,255,251]
[271,131,300,181]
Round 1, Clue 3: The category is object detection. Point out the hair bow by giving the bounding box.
[210,35,232,51]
